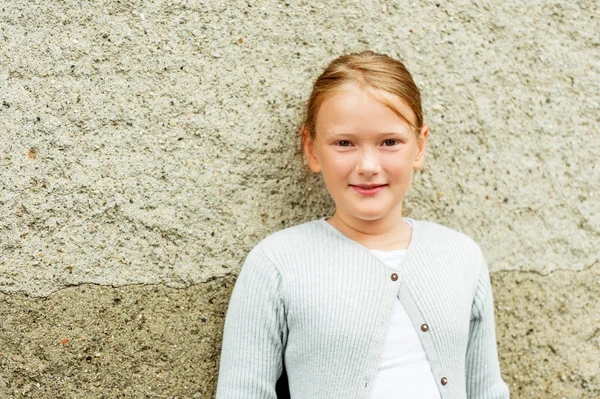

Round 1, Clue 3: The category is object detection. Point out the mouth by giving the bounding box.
[352,184,386,189]
[350,184,387,196]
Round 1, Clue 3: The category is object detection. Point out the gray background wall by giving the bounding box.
[1,0,598,397]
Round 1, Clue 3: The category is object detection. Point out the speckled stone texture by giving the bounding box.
[0,269,598,398]
[494,266,600,398]
[1,0,598,397]
[0,276,236,398]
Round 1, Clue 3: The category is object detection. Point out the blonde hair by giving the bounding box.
[301,51,423,153]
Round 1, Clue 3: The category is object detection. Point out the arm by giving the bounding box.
[216,244,288,399]
[465,256,510,399]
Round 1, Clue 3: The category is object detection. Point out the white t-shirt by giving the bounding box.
[369,244,441,398]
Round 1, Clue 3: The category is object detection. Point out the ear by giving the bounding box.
[302,127,322,173]
[413,124,429,171]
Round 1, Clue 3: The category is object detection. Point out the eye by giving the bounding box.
[382,139,400,147]
[335,140,352,147]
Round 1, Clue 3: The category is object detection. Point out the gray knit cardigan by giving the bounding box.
[216,218,509,399]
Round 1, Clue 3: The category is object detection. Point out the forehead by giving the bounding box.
[315,84,418,135]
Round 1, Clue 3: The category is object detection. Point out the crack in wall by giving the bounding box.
[1,262,598,299]
[495,260,599,276]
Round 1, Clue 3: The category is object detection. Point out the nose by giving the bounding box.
[355,147,381,176]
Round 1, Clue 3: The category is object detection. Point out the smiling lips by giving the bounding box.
[350,184,387,196]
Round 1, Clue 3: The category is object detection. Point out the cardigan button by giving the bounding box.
[390,273,398,281]
[441,377,448,385]
[421,323,429,332]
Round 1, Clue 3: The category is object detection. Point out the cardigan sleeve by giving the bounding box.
[216,244,288,399]
[465,255,510,399]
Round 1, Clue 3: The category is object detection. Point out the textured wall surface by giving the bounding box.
[1,0,598,397]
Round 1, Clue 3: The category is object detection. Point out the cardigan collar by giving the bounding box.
[315,217,420,273]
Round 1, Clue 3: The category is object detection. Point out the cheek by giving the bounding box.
[384,153,416,177]
[320,152,353,176]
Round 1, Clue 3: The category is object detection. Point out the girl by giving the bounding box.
[216,51,509,399]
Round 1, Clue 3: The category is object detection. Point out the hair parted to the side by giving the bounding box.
[301,50,424,156]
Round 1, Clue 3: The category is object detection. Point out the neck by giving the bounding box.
[326,208,412,251]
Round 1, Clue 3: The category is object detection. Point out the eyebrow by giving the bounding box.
[326,131,411,138]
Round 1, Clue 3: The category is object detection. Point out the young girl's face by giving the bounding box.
[304,84,428,225]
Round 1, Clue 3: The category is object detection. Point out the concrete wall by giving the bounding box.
[1,0,598,397]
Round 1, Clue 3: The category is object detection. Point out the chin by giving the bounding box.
[347,203,404,222]
[350,210,388,222]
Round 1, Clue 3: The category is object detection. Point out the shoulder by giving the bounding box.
[234,222,324,289]
[258,218,326,248]
[411,218,484,260]
[410,219,488,299]
[246,218,333,267]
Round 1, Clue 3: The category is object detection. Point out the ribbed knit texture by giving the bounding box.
[216,218,509,399]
